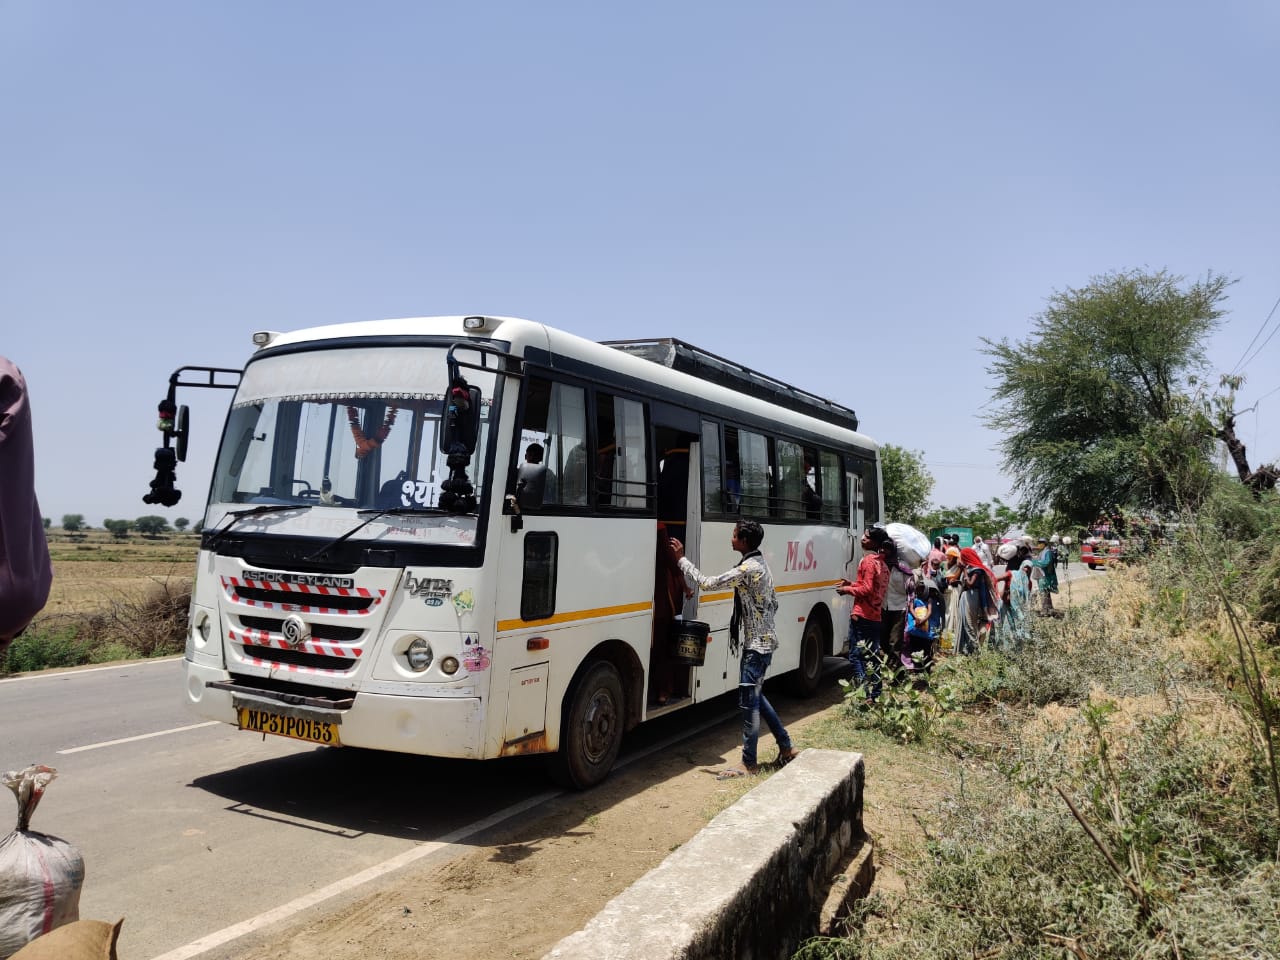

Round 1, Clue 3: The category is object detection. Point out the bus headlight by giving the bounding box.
[440,656,460,676]
[406,637,434,672]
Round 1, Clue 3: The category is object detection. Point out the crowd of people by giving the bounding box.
[836,526,1061,702]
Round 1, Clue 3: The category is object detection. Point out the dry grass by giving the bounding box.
[42,531,197,613]
[3,531,199,673]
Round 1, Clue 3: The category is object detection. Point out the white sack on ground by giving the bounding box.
[0,765,84,960]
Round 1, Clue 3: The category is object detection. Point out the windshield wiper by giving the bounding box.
[205,504,313,546]
[302,507,436,562]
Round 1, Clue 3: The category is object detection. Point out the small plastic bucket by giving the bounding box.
[669,620,710,666]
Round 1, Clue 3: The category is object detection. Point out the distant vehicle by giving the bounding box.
[1080,525,1124,569]
[928,526,974,548]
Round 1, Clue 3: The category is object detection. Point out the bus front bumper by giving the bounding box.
[184,659,484,759]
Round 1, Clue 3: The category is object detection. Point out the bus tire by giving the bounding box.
[786,616,826,699]
[549,660,625,790]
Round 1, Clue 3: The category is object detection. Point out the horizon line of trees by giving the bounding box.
[51,514,201,539]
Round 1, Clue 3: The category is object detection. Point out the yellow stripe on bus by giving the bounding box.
[496,600,651,633]
[778,580,839,593]
[699,580,832,603]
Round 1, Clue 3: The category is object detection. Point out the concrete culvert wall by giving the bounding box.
[544,749,869,960]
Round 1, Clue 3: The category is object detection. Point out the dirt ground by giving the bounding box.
[228,685,871,960]
[221,574,1111,960]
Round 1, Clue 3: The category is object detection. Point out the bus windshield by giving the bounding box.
[206,345,496,545]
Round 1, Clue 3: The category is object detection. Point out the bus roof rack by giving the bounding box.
[601,338,859,432]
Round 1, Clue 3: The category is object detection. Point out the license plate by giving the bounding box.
[237,707,340,746]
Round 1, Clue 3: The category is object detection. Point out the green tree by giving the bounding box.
[61,513,85,533]
[174,517,190,532]
[982,269,1230,523]
[103,519,132,540]
[880,444,934,525]
[134,515,170,537]
[922,497,1022,542]
[43,517,51,530]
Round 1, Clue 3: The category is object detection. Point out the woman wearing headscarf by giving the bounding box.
[994,550,1033,651]
[1006,558,1033,649]
[942,545,963,645]
[955,546,998,655]
[1,357,52,657]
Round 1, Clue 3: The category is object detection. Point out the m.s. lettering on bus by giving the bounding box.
[785,540,818,572]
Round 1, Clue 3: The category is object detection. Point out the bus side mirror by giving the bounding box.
[439,379,482,455]
[173,405,190,462]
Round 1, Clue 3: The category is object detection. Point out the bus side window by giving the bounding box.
[818,450,843,523]
[726,426,768,516]
[775,439,806,520]
[700,421,724,515]
[596,393,648,510]
[518,377,587,509]
[521,532,558,620]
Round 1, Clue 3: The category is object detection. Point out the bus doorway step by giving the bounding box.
[647,694,691,718]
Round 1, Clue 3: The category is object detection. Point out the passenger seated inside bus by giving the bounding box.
[802,453,821,520]
[516,442,556,511]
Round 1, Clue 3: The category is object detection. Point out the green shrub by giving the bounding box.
[803,491,1280,959]
[4,625,92,672]
[838,668,961,744]
[1,580,189,675]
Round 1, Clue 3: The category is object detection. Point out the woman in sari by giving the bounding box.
[956,547,998,655]
[942,546,963,645]
[995,557,1033,651]
[1007,559,1033,649]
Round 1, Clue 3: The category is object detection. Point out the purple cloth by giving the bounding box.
[0,357,52,641]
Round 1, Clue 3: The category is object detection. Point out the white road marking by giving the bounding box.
[0,656,183,683]
[146,789,560,960]
[58,722,220,754]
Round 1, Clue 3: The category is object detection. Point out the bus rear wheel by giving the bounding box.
[787,617,826,698]
[549,660,625,790]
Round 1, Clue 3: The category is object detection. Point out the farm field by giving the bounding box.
[43,531,199,614]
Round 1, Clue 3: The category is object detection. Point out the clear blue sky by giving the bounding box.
[4,1,1278,527]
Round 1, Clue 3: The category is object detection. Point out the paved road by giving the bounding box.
[1,658,752,960]
[1,660,574,958]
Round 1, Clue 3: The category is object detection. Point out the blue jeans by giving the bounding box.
[847,617,881,700]
[739,649,791,768]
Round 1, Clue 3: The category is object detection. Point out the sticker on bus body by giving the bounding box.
[452,588,475,614]
[462,636,490,672]
[404,574,452,606]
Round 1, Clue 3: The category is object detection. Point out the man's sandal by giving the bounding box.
[777,748,801,766]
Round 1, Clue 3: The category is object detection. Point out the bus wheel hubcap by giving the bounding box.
[583,694,617,759]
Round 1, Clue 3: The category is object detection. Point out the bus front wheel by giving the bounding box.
[549,660,625,790]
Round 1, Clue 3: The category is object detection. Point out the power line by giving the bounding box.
[1235,381,1280,416]
[1231,293,1280,375]
[1235,319,1280,376]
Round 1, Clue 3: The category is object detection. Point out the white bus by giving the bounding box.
[153,316,882,788]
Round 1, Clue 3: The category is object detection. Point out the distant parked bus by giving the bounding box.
[149,317,882,787]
